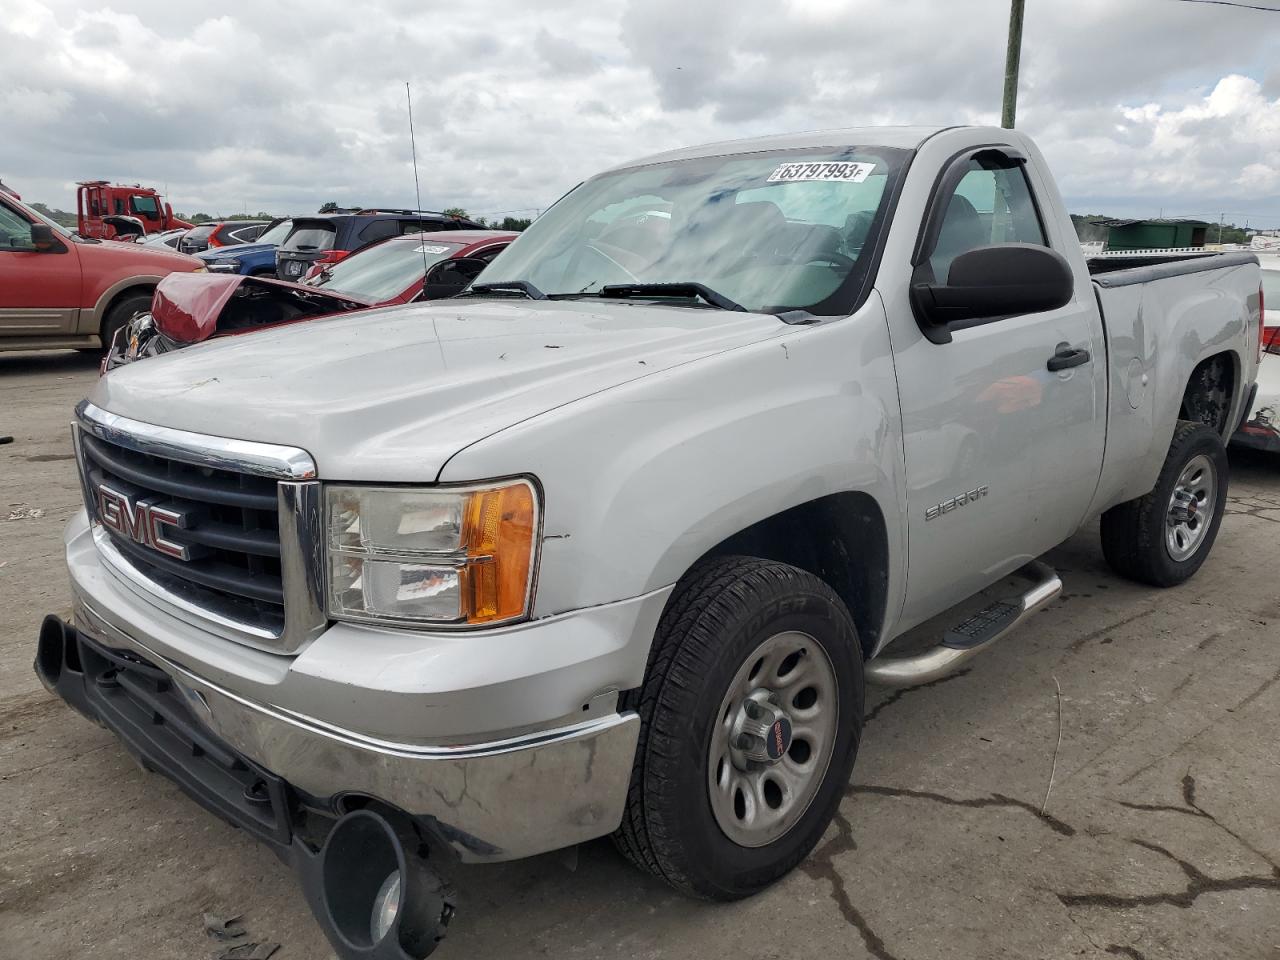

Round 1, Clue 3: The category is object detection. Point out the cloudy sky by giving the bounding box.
[2,0,1278,226]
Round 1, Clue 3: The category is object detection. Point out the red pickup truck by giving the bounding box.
[0,191,202,353]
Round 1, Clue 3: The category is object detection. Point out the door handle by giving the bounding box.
[1047,342,1091,372]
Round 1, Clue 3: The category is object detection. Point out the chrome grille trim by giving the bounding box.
[277,481,327,652]
[76,400,317,480]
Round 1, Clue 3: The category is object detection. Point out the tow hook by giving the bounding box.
[301,809,454,959]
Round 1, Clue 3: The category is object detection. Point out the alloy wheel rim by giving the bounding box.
[1165,453,1216,562]
[706,630,839,848]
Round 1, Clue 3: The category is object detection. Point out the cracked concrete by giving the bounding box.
[2,352,1280,960]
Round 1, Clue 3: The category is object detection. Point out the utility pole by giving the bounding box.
[1217,212,1224,244]
[1001,0,1026,129]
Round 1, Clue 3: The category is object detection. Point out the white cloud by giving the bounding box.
[0,0,1277,225]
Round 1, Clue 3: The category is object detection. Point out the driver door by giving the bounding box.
[889,147,1106,626]
[0,199,82,338]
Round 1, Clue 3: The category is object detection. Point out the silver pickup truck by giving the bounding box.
[37,126,1263,959]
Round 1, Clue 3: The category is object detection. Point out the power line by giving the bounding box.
[1167,0,1280,12]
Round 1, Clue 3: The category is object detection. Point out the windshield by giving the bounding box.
[256,219,293,246]
[479,146,909,314]
[319,239,463,300]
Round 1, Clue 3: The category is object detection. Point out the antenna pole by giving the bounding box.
[406,81,431,292]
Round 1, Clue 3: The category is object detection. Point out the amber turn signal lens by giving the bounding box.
[463,482,537,623]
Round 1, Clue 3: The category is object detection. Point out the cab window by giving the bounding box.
[130,195,160,219]
[0,202,35,250]
[929,157,1046,281]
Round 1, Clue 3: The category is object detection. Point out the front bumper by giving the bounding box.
[57,510,660,863]
[36,617,455,958]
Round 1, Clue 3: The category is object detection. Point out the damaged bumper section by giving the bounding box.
[36,610,638,958]
[39,517,643,959]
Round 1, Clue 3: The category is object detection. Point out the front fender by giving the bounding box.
[440,299,907,678]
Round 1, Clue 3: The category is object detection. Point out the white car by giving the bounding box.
[1233,258,1280,453]
[138,228,188,250]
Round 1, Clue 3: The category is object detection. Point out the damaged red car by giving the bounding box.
[104,229,516,369]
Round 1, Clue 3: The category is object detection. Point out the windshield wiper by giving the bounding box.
[596,282,746,312]
[465,279,547,300]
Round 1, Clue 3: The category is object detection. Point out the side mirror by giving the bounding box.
[30,224,58,252]
[165,202,174,219]
[422,256,488,300]
[909,243,1073,344]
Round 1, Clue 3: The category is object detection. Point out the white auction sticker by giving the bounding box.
[416,244,452,254]
[767,161,876,184]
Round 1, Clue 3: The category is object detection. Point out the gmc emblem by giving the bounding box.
[96,483,191,561]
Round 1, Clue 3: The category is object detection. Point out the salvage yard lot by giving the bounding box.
[2,350,1278,960]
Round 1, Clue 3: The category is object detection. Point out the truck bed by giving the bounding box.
[1086,250,1259,285]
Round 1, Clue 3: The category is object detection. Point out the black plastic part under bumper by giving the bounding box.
[34,615,449,959]
[36,614,296,852]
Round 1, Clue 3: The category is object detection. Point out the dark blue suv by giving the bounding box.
[274,210,485,281]
[198,218,294,276]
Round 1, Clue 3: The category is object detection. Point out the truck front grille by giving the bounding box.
[74,401,326,653]
[80,432,287,632]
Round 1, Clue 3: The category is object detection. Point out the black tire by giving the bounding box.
[613,556,864,900]
[100,292,153,352]
[1100,420,1228,587]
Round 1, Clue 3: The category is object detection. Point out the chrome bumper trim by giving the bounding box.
[73,596,640,862]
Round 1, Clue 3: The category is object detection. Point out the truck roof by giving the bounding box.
[608,125,964,173]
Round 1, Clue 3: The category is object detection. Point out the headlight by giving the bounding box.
[206,261,239,273]
[325,480,539,627]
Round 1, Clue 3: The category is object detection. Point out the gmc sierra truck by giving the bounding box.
[37,126,1263,959]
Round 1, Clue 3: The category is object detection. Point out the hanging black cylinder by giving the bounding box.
[314,809,453,960]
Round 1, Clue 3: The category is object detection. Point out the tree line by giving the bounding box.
[28,200,533,233]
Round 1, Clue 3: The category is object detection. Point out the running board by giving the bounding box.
[865,560,1062,688]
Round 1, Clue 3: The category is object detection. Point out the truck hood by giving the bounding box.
[91,298,785,481]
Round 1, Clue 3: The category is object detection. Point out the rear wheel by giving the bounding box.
[100,292,153,353]
[613,556,864,900]
[1100,420,1228,586]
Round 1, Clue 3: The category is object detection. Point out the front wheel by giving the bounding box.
[1100,420,1229,586]
[100,292,153,354]
[613,556,864,900]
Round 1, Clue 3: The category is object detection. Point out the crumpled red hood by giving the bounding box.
[151,272,373,344]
